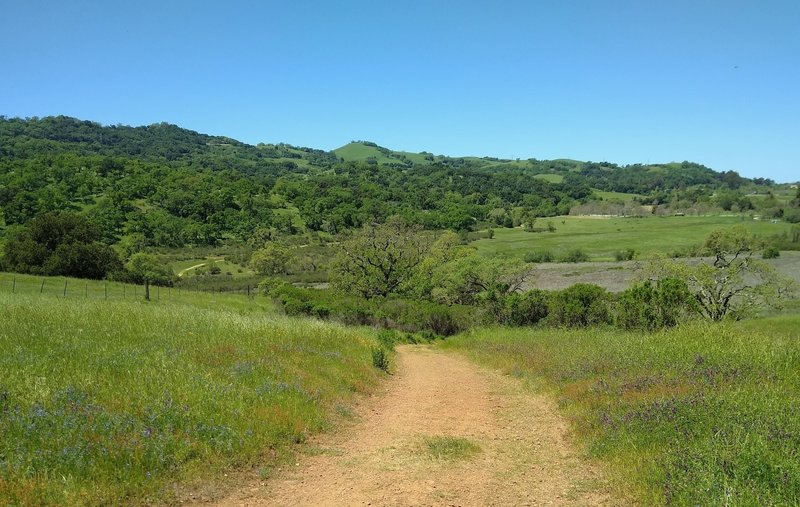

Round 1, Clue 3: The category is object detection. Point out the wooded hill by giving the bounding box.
[0,115,786,249]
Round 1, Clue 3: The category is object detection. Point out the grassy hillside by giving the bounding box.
[0,290,382,505]
[443,315,800,505]
[474,215,793,261]
[333,142,401,164]
[533,173,564,183]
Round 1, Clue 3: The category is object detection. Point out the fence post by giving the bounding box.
[105,283,108,300]
[40,278,45,294]
[247,285,250,298]
[12,276,15,294]
[123,284,126,298]
[85,281,88,298]
[63,279,68,297]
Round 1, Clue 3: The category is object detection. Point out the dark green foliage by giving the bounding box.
[260,279,472,336]
[122,253,175,287]
[1,212,122,279]
[424,307,461,336]
[784,209,800,224]
[548,284,611,327]
[615,278,698,330]
[560,248,590,263]
[376,329,399,350]
[371,347,390,372]
[762,246,780,259]
[523,250,554,263]
[498,290,550,326]
[1,116,770,251]
[613,248,636,261]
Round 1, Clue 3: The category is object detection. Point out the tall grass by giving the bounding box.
[443,316,800,505]
[0,292,381,505]
[0,271,274,314]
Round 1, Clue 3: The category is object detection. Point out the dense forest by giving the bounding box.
[0,115,790,253]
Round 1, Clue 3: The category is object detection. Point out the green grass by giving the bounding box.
[0,288,383,505]
[172,257,254,279]
[443,316,800,505]
[533,173,564,183]
[474,215,794,261]
[422,436,481,461]
[0,272,272,313]
[591,189,644,202]
[333,142,398,164]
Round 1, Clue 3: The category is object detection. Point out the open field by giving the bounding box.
[443,314,800,505]
[0,291,382,505]
[591,189,644,202]
[474,215,794,261]
[0,272,271,313]
[532,173,564,183]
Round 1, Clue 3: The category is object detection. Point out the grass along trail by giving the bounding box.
[210,345,614,506]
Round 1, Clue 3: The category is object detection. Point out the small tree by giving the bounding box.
[648,226,795,320]
[615,278,698,330]
[330,216,433,298]
[429,252,529,306]
[126,253,174,300]
[548,283,611,327]
[250,243,291,276]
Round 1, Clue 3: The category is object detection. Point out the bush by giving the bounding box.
[425,307,461,336]
[762,246,780,259]
[560,248,589,263]
[615,278,698,330]
[281,297,314,316]
[371,347,390,372]
[784,209,800,224]
[614,248,636,261]
[548,284,611,327]
[501,290,550,326]
[257,281,472,335]
[523,250,554,263]
[374,329,393,348]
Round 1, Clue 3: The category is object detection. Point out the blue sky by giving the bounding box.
[1,0,798,182]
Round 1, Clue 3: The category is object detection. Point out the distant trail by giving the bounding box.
[177,263,207,277]
[207,345,615,506]
[177,257,225,277]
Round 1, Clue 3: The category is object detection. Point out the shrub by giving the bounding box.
[560,248,589,263]
[548,284,611,327]
[281,297,313,316]
[762,246,780,259]
[371,347,390,372]
[425,307,461,336]
[524,250,554,263]
[311,305,331,319]
[784,209,800,224]
[615,278,698,330]
[501,290,550,326]
[614,248,636,261]
[376,329,399,350]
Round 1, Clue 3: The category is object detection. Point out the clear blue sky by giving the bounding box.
[2,0,798,182]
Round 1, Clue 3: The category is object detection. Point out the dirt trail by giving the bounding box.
[210,345,614,506]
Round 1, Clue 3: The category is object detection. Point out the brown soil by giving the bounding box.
[206,345,615,506]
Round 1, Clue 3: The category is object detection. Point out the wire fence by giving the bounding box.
[0,272,256,302]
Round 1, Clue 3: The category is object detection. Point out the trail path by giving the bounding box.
[210,345,614,506]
